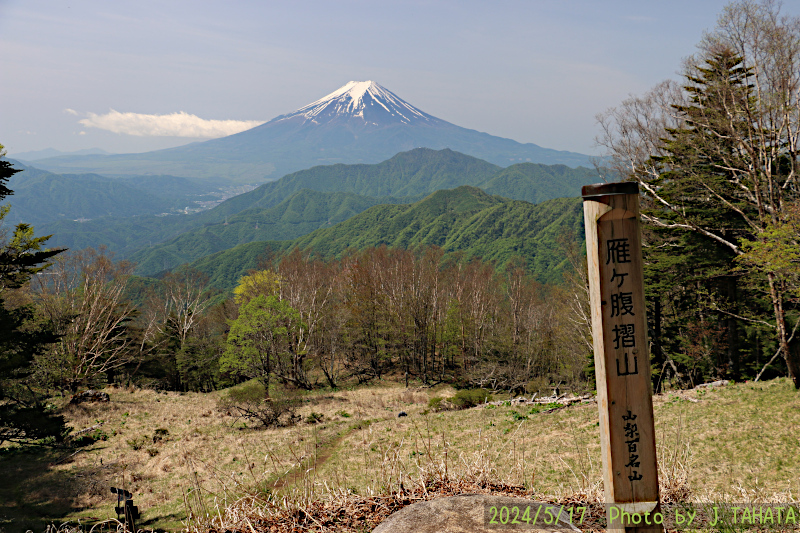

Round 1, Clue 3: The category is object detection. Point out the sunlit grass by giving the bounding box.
[2,378,798,531]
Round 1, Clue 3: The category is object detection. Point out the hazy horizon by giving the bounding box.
[1,0,756,158]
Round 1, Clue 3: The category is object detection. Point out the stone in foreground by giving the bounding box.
[372,494,581,533]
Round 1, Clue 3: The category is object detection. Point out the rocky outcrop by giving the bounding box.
[69,389,110,404]
[372,494,581,533]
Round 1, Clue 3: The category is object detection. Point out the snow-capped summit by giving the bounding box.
[273,80,441,126]
[31,80,595,181]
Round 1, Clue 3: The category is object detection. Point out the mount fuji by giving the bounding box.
[32,81,594,182]
[271,80,443,126]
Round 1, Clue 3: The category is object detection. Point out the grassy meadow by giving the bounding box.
[1,378,799,532]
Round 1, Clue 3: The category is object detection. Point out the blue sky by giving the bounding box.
[0,0,759,156]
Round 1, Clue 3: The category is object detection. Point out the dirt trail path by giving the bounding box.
[270,417,386,491]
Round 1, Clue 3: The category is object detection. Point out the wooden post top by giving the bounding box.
[582,182,639,198]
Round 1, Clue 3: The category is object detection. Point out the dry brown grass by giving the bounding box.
[194,378,800,532]
[192,478,609,533]
[3,378,799,532]
[2,382,440,531]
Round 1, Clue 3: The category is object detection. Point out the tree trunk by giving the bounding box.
[726,278,740,380]
[321,355,337,389]
[260,374,270,398]
[768,273,800,389]
[649,296,664,392]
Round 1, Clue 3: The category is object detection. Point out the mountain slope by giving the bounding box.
[210,148,501,216]
[290,186,504,253]
[38,148,499,256]
[37,148,596,270]
[290,187,583,271]
[30,81,594,181]
[188,187,584,290]
[0,161,183,226]
[476,163,599,205]
[129,189,415,275]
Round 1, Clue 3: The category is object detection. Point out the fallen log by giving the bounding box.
[485,392,594,408]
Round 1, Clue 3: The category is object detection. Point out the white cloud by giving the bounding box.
[77,109,264,138]
[64,108,79,115]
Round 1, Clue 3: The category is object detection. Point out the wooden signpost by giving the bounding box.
[111,486,139,533]
[582,182,663,533]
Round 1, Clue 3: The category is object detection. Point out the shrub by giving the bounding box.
[217,381,300,428]
[72,436,93,447]
[428,396,458,412]
[526,377,550,395]
[72,428,110,447]
[305,412,324,424]
[428,397,444,410]
[528,402,563,414]
[451,388,493,409]
[127,435,149,451]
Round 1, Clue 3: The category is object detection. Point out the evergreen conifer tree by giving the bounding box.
[643,50,758,385]
[598,3,800,388]
[0,146,66,445]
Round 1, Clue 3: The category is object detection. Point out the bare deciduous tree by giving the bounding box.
[32,248,137,391]
[161,268,214,349]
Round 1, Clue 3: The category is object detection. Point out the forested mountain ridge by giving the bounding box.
[204,148,502,218]
[0,159,226,226]
[213,150,598,216]
[0,161,203,225]
[289,186,506,252]
[129,189,416,275]
[187,187,584,290]
[37,148,597,272]
[479,163,598,204]
[290,187,583,278]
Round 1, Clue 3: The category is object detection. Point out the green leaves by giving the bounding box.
[738,203,800,298]
[222,294,306,388]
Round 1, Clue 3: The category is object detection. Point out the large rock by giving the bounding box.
[69,389,110,405]
[372,494,581,533]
